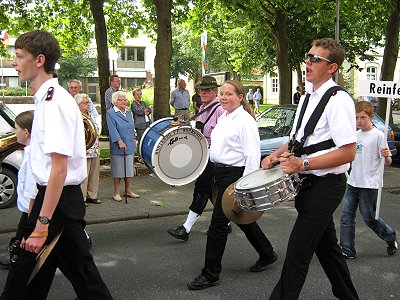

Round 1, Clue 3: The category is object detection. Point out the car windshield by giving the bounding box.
[258,107,295,138]
[0,102,16,135]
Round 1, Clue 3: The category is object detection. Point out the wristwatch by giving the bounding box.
[38,216,51,225]
[303,159,310,171]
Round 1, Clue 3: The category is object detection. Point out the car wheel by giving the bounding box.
[0,167,17,209]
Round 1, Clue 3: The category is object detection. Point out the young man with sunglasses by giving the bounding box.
[262,38,359,299]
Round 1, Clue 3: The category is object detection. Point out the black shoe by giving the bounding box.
[187,275,219,290]
[387,240,398,256]
[250,252,278,272]
[167,225,189,241]
[86,198,101,204]
[341,248,356,259]
[0,261,10,270]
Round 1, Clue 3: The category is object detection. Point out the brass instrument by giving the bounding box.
[0,133,22,165]
[0,114,97,163]
[82,113,97,150]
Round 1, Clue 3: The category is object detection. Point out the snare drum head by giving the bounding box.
[235,167,284,191]
[140,119,209,186]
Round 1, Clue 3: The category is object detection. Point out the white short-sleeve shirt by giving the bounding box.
[210,106,260,176]
[17,145,37,213]
[30,78,87,186]
[290,79,356,176]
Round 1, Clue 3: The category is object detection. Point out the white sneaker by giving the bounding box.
[387,240,398,256]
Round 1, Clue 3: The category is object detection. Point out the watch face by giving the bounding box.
[303,159,310,170]
[38,216,50,224]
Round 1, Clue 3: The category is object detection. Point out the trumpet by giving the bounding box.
[82,113,97,150]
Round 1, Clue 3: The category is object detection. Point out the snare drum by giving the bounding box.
[234,166,300,211]
[139,117,209,186]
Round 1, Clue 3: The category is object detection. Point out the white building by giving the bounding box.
[0,34,156,103]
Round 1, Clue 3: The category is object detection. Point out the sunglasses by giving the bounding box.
[305,53,332,63]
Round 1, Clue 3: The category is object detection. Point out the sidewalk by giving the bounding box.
[0,160,202,233]
[0,161,398,234]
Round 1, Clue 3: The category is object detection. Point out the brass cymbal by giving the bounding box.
[28,230,63,285]
[222,184,263,225]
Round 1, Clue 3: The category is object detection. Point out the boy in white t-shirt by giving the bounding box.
[340,101,397,259]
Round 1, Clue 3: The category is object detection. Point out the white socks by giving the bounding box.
[183,210,199,233]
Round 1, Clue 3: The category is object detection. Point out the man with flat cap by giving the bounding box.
[167,76,225,241]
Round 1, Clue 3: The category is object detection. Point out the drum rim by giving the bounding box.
[234,166,285,192]
[139,117,173,157]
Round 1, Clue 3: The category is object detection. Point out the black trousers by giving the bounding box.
[270,174,359,300]
[201,166,275,281]
[189,159,215,215]
[2,185,113,300]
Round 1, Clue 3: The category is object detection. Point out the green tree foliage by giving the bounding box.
[57,51,97,82]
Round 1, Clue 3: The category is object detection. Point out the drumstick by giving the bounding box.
[271,152,294,166]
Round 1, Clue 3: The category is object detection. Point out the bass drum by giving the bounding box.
[139,117,209,186]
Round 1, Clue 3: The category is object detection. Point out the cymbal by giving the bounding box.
[28,230,63,285]
[222,184,263,225]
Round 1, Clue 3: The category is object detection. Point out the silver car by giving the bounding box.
[0,102,23,209]
[257,105,397,159]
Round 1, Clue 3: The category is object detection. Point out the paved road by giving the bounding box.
[0,187,398,299]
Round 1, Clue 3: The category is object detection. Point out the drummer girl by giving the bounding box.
[187,80,277,290]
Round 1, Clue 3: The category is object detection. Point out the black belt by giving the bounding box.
[299,173,345,180]
[37,184,80,191]
[177,108,188,110]
[214,163,243,168]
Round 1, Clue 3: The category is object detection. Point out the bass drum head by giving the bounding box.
[235,167,283,191]
[140,119,209,186]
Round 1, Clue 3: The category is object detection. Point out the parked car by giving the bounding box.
[257,105,398,159]
[0,102,23,209]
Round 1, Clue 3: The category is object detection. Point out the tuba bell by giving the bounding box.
[82,113,97,150]
[0,133,22,165]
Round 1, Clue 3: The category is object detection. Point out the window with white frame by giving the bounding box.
[272,76,279,94]
[366,66,377,80]
[120,47,145,62]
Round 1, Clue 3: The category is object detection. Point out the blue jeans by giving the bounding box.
[340,184,396,255]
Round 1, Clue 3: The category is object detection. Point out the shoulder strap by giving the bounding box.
[300,85,346,144]
[203,104,221,127]
[188,101,219,121]
[294,93,311,135]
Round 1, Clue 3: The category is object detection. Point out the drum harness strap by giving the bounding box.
[194,102,221,133]
[159,102,220,135]
[288,85,347,157]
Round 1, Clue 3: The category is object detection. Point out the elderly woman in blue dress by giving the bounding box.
[106,91,140,201]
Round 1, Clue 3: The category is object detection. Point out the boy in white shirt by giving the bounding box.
[340,101,397,258]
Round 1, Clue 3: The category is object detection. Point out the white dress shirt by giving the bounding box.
[30,78,87,186]
[290,79,356,176]
[210,105,260,176]
[17,145,37,213]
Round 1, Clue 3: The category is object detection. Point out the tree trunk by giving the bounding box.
[295,64,303,90]
[153,0,172,121]
[377,0,400,123]
[89,0,110,136]
[273,9,291,105]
